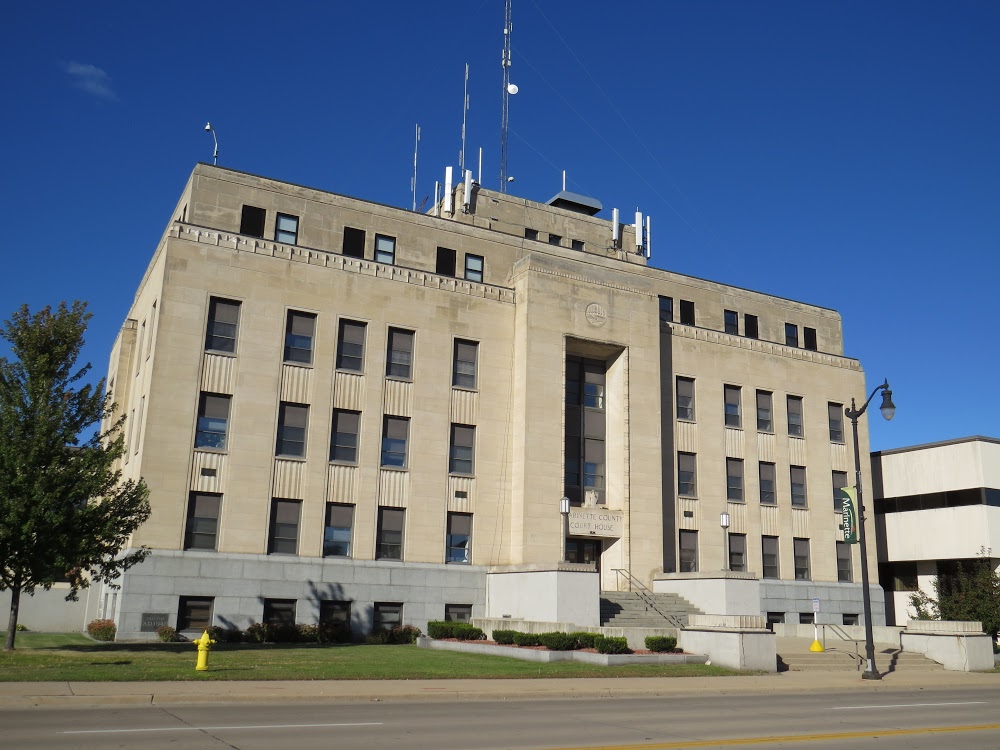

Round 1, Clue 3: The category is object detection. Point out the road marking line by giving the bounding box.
[63,722,382,735]
[832,701,987,710]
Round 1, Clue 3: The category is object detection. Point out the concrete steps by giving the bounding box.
[776,640,944,673]
[600,591,700,629]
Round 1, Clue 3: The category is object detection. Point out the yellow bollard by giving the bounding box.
[193,629,216,671]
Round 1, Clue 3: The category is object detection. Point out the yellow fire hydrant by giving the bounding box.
[193,629,216,672]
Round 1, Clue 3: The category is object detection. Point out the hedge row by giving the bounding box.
[644,635,678,652]
[489,629,631,654]
[426,621,486,640]
[151,622,418,645]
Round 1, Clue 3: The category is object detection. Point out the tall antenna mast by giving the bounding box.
[460,64,470,173]
[411,123,420,212]
[499,0,513,192]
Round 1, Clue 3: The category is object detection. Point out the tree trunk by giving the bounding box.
[4,586,20,651]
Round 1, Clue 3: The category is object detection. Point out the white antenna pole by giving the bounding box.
[444,166,454,215]
[499,0,513,191]
[612,208,620,247]
[645,216,652,258]
[464,170,473,212]
[478,147,483,185]
[460,64,470,173]
[411,124,420,212]
[634,209,643,250]
[434,180,441,217]
[562,170,566,192]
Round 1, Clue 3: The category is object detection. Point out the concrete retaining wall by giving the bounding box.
[474,618,677,650]
[901,621,995,671]
[0,586,93,633]
[416,637,706,665]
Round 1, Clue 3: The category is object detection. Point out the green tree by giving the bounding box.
[0,302,151,650]
[910,548,1000,639]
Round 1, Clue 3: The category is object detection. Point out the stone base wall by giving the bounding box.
[0,586,94,633]
[760,580,885,626]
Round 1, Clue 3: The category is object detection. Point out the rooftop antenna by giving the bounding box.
[204,122,218,165]
[459,64,470,173]
[562,170,566,191]
[411,123,420,212]
[499,0,516,192]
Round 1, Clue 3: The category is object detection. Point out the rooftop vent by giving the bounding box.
[545,190,603,216]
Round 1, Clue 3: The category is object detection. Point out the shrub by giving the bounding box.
[539,632,577,651]
[156,626,178,643]
[427,621,454,639]
[244,622,269,644]
[297,624,321,642]
[513,632,542,647]
[387,625,421,644]
[271,623,300,643]
[206,625,226,642]
[595,635,630,654]
[453,624,485,641]
[15,623,29,632]
[492,629,517,645]
[87,619,117,642]
[570,631,598,649]
[318,622,352,644]
[221,627,245,643]
[645,636,678,652]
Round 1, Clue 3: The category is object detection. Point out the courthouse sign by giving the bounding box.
[568,509,623,538]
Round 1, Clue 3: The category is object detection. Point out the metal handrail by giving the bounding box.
[610,569,683,627]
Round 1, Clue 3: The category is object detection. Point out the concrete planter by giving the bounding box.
[416,637,707,666]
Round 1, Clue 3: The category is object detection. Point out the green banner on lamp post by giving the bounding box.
[840,486,859,544]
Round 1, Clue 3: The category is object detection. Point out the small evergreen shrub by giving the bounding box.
[513,632,542,647]
[570,631,598,649]
[297,624,321,642]
[645,636,678,652]
[453,624,485,641]
[492,629,517,645]
[594,635,630,654]
[15,624,29,632]
[244,622,269,643]
[221,627,244,643]
[539,632,577,651]
[206,625,226,642]
[156,626,178,642]
[271,623,300,643]
[87,619,117,642]
[427,621,455,639]
[370,625,422,645]
[318,622,352,643]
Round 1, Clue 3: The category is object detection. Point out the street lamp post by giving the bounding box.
[204,122,219,165]
[559,496,571,563]
[845,378,896,681]
[720,512,731,571]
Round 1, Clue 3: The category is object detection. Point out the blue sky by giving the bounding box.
[2,1,997,451]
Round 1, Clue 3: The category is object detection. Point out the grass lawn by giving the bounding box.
[0,633,738,682]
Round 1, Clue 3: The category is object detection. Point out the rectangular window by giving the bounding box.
[381,416,409,468]
[548,233,562,246]
[767,612,785,628]
[449,424,475,475]
[804,327,818,351]
[195,393,230,450]
[832,471,849,511]
[320,600,351,627]
[263,599,296,626]
[323,503,354,557]
[724,385,742,428]
[446,512,472,563]
[787,395,804,437]
[828,402,845,443]
[284,310,316,365]
[239,205,266,237]
[185,492,221,550]
[177,596,214,631]
[275,213,299,244]
[376,507,404,560]
[276,402,308,458]
[679,530,698,572]
[724,309,738,335]
[205,297,240,353]
[799,612,815,625]
[268,499,301,555]
[745,314,759,339]
[726,458,744,502]
[452,339,478,389]
[762,536,779,579]
[336,320,367,372]
[445,604,472,623]
[330,409,360,463]
[790,466,808,507]
[793,538,811,580]
[386,328,414,379]
[843,613,859,626]
[679,299,696,326]
[784,323,799,347]
[678,452,697,497]
[676,377,695,421]
[436,247,456,276]
[837,541,853,582]
[524,228,538,240]
[464,254,484,283]
[373,602,402,632]
[658,296,673,323]
[571,239,585,251]
[759,462,777,504]
[374,234,395,264]
[728,533,747,572]
[343,226,366,258]
[756,390,773,432]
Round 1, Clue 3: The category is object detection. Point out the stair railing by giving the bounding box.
[610,569,684,628]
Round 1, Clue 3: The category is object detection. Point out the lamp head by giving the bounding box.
[720,512,730,529]
[559,496,571,516]
[204,122,212,132]
[879,387,896,421]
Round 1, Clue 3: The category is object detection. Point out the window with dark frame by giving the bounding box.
[790,465,807,507]
[799,612,815,625]
[284,311,316,365]
[745,314,759,339]
[828,402,845,443]
[386,328,414,379]
[195,393,230,450]
[837,541,853,582]
[843,614,859,626]
[445,604,472,623]
[804,327,818,351]
[564,357,607,506]
[548,233,562,246]
[793,537,811,580]
[205,297,240,353]
[376,508,404,560]
[724,385,742,428]
[446,512,472,563]
[268,500,301,555]
[373,602,402,631]
[762,536,779,578]
[832,471,849,511]
[342,226,366,258]
[452,339,478,389]
[524,228,538,240]
[571,239,585,251]
[759,462,777,504]
[785,323,799,347]
[276,402,308,458]
[464,254,484,283]
[239,205,266,238]
[178,596,214,631]
[336,320,367,372]
[724,309,739,335]
[436,247,456,276]
[726,458,744,502]
[275,213,299,244]
[380,416,409,468]
[263,599,296,626]
[320,600,351,634]
[374,234,396,264]
[330,409,360,463]
[756,390,773,432]
[679,530,698,572]
[679,299,696,326]
[678,452,697,497]
[787,395,804,437]
[449,424,475,475]
[676,377,695,421]
[323,503,354,557]
[185,492,221,550]
[658,296,673,323]
[728,533,747,572]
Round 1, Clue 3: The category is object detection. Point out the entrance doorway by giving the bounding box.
[566,538,602,570]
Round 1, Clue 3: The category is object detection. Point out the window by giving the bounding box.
[724,385,742,428]
[793,538,811,580]
[185,492,221,550]
[726,458,744,502]
[323,503,354,557]
[828,402,844,443]
[275,213,299,244]
[205,297,240,353]
[843,614,859,626]
[263,599,296,626]
[658,296,673,323]
[320,600,351,633]
[745,314,759,339]
[837,541,853,582]
[892,562,919,591]
[766,612,785,628]
[436,247,456,276]
[446,512,472,563]
[832,471,849,511]
[343,226,366,258]
[268,500,301,555]
[784,323,799,347]
[679,530,698,572]
[330,409,360,463]
[524,228,538,240]
[756,390,773,432]
[195,393,230,450]
[679,299,695,326]
[178,596,214,631]
[728,533,747,572]
[445,604,472,623]
[376,508,404,560]
[676,377,695,421]
[787,395,804,437]
[336,320,367,372]
[386,328,414,379]
[790,466,807,507]
[449,424,475,475]
[548,233,562,246]
[240,205,266,237]
[799,612,815,625]
[464,254,484,283]
[564,357,607,506]
[678,452,697,497]
[373,602,402,631]
[381,416,409,468]
[374,234,395,264]
[452,339,478,389]
[759,462,776,504]
[724,309,738,335]
[804,327,817,351]
[137,320,145,374]
[571,239,585,251]
[762,536,779,579]
[284,311,316,365]
[276,402,308,458]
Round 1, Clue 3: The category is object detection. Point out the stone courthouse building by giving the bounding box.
[102,163,884,639]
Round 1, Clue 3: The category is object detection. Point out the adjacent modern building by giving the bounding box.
[96,163,885,639]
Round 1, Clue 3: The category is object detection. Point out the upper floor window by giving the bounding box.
[571,239,585,251]
[239,205,265,238]
[787,395,804,437]
[548,233,562,246]
[436,247,456,276]
[336,320,367,372]
[449,424,475,475]
[785,323,799,347]
[832,470,849,511]
[205,297,240,354]
[524,228,538,241]
[678,452,697,497]
[658,296,673,323]
[724,385,742,428]
[828,402,845,443]
[284,311,316,365]
[374,234,396,264]
[376,508,404,560]
[381,416,409,468]
[385,328,414,380]
[724,310,738,335]
[726,458,744,502]
[790,465,808,507]
[185,492,221,550]
[804,327,818,351]
[453,339,478,389]
[343,227,366,258]
[464,254,484,283]
[275,213,299,244]
[679,299,696,326]
[195,392,231,450]
[837,541,853,582]
[756,390,773,432]
[268,500,301,555]
[761,536,779,578]
[759,462,776,504]
[446,512,472,564]
[745,314,759,339]
[676,377,695,421]
[679,530,698,573]
[323,503,354,557]
[794,538,811,580]
[276,402,308,458]
[728,533,747,572]
[330,409,360,463]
